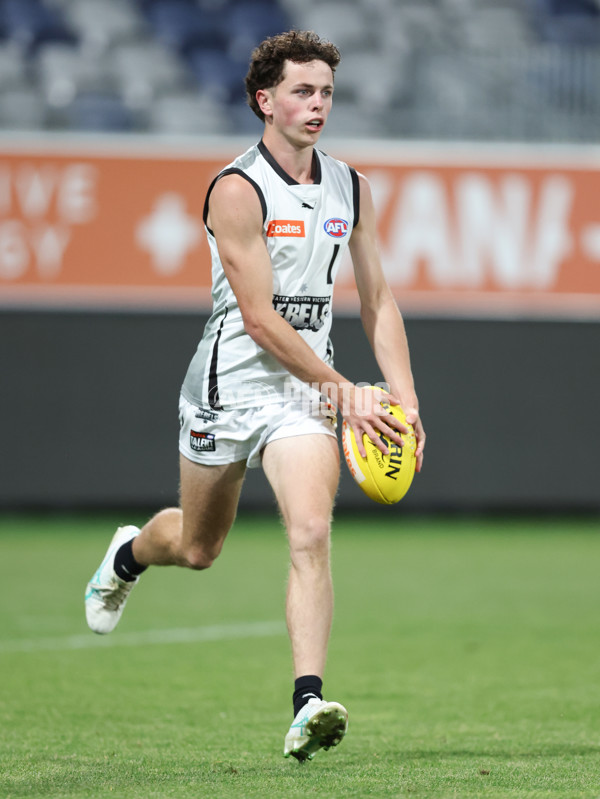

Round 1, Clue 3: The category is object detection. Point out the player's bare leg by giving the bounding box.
[262,433,348,760]
[263,434,338,676]
[85,455,246,633]
[133,455,246,569]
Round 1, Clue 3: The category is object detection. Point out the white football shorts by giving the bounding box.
[179,394,338,468]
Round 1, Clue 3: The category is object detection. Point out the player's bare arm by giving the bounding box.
[208,173,404,456]
[350,172,426,471]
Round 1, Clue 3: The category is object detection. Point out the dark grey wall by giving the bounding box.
[1,309,598,511]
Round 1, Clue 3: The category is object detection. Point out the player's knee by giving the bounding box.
[289,516,331,559]
[182,542,221,571]
[153,506,183,530]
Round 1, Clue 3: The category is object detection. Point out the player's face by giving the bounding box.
[262,60,334,145]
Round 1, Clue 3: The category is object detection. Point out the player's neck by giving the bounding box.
[261,129,316,184]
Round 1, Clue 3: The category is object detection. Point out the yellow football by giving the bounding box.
[342,389,417,505]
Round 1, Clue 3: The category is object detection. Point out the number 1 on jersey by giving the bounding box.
[326,244,340,285]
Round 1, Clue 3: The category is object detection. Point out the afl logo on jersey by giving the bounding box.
[324,218,349,238]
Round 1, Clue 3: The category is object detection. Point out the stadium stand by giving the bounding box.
[0,0,598,140]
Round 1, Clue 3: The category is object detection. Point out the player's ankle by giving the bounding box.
[293,674,323,717]
[114,537,147,582]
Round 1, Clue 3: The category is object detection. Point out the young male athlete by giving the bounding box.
[85,30,425,762]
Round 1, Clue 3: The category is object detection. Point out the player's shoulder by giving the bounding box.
[317,148,369,187]
[208,173,264,234]
[204,143,266,232]
[211,145,264,203]
[230,142,263,173]
[207,172,265,233]
[316,147,352,172]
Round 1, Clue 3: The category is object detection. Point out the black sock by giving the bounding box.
[114,538,147,582]
[293,675,323,717]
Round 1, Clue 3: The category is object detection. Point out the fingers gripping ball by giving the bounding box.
[342,392,417,505]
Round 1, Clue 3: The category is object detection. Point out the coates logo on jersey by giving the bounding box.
[267,220,305,237]
[324,218,349,238]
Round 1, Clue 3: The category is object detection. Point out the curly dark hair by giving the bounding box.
[245,30,341,121]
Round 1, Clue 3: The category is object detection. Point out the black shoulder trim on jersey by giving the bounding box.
[203,168,267,235]
[349,167,360,228]
[312,149,322,184]
[258,139,321,186]
[207,307,229,410]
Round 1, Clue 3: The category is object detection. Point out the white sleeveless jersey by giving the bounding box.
[181,140,359,410]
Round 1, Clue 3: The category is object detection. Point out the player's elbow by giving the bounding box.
[241,311,271,348]
[360,287,397,328]
[241,313,262,343]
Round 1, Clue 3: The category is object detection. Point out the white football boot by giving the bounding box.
[85,525,141,634]
[284,698,349,762]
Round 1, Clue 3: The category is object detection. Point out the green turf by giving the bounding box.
[1,512,600,798]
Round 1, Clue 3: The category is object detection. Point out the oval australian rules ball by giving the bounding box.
[342,388,417,504]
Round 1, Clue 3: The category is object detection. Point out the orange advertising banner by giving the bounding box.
[1,137,600,318]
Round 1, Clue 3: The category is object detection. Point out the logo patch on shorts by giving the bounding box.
[190,431,216,452]
[194,408,219,423]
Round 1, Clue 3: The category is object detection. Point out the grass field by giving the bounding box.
[1,512,600,799]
